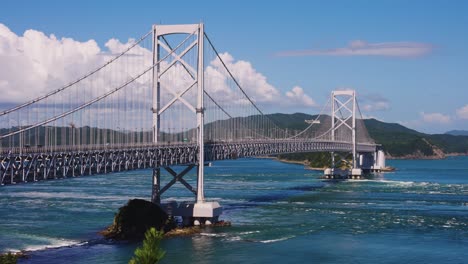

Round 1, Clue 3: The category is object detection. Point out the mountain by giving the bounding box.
[267,113,468,158]
[445,130,468,136]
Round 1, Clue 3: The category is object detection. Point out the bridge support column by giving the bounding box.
[151,167,161,204]
[150,23,222,225]
[188,22,222,225]
[371,149,386,172]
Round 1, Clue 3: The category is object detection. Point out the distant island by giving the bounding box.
[445,130,468,136]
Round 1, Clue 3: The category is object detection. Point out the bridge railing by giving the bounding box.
[0,137,377,156]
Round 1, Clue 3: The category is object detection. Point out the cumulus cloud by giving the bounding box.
[210,52,280,104]
[208,52,316,108]
[456,105,468,120]
[0,23,316,111]
[286,86,316,107]
[420,112,451,124]
[0,23,104,103]
[276,40,433,58]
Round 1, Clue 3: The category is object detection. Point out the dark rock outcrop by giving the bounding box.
[101,199,169,240]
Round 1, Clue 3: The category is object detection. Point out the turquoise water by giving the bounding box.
[1,157,467,263]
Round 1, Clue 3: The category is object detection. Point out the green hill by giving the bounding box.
[267,113,468,158]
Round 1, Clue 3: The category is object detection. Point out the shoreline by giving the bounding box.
[275,158,325,171]
[387,152,468,160]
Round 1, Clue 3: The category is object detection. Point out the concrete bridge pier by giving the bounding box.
[359,149,386,173]
[151,164,222,226]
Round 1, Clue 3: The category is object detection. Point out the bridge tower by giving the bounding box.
[328,90,362,178]
[150,23,221,225]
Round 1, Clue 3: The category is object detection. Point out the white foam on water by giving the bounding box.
[2,248,21,253]
[331,210,346,215]
[5,191,134,201]
[238,231,260,235]
[199,233,227,238]
[259,236,295,244]
[226,236,242,242]
[377,180,415,186]
[23,241,83,252]
[8,235,85,252]
[292,202,305,205]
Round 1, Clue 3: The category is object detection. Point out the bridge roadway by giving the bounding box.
[0,139,376,185]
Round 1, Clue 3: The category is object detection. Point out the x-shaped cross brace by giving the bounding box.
[156,37,199,115]
[333,97,353,131]
[160,165,197,195]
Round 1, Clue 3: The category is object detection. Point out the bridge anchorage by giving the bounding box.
[0,22,384,225]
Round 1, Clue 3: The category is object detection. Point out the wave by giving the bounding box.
[348,179,416,185]
[199,233,227,238]
[2,191,145,201]
[258,235,295,244]
[199,231,295,244]
[238,231,260,235]
[24,240,87,252]
[3,235,86,253]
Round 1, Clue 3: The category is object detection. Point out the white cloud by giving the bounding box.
[206,52,317,108]
[286,86,316,107]
[456,105,468,120]
[362,101,390,112]
[0,23,103,103]
[420,112,451,124]
[276,40,433,58]
[0,23,316,111]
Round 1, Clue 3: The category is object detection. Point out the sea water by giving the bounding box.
[0,157,467,263]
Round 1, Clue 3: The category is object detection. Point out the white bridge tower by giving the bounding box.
[325,90,362,178]
[151,23,221,225]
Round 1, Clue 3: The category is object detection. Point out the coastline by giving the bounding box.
[275,158,325,171]
[387,152,468,160]
[277,157,395,172]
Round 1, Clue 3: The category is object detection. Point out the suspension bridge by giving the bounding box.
[0,24,384,224]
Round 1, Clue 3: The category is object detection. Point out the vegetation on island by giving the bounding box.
[278,152,353,169]
[0,251,28,264]
[0,252,21,264]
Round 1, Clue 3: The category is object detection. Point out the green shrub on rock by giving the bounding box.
[129,227,165,264]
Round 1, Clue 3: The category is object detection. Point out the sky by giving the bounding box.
[0,0,467,133]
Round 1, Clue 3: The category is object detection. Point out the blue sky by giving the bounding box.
[1,0,468,133]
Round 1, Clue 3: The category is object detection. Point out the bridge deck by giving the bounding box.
[0,140,376,185]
